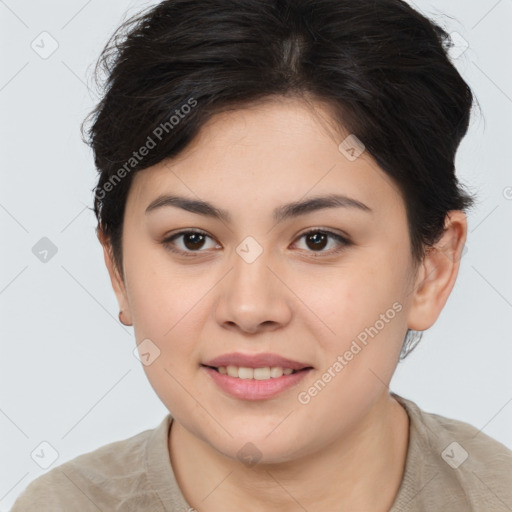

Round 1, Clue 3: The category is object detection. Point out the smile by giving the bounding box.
[212,365,296,380]
[200,352,313,400]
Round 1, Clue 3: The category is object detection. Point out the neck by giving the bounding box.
[169,392,409,512]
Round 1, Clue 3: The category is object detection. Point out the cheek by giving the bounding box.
[311,259,406,345]
[129,276,202,365]
[126,265,207,419]
[301,255,409,409]
[123,233,181,327]
[123,241,203,370]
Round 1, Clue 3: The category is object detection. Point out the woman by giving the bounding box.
[11,0,511,510]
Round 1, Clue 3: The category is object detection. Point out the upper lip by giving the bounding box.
[203,352,312,370]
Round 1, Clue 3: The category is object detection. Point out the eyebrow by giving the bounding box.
[145,193,372,223]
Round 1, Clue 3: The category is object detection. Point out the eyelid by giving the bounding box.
[296,227,351,243]
[162,229,219,257]
[162,227,351,257]
[292,228,351,257]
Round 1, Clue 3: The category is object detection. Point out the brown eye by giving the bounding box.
[294,229,351,255]
[162,228,350,258]
[162,230,220,256]
[182,232,207,250]
[304,231,328,251]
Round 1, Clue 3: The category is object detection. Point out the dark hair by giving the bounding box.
[82,0,476,358]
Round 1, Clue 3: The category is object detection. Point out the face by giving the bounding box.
[106,96,435,463]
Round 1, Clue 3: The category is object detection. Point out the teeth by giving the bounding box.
[254,367,270,380]
[227,365,238,378]
[216,365,297,380]
[238,367,254,379]
[270,367,283,378]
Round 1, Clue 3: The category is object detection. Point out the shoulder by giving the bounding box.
[399,393,512,465]
[391,393,512,511]
[10,416,172,512]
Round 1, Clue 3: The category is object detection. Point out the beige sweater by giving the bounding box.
[10,393,512,511]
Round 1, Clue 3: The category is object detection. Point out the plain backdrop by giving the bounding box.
[1,0,511,509]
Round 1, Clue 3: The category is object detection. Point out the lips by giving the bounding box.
[201,352,313,400]
[203,352,312,371]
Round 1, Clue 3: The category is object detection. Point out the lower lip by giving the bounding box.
[202,366,312,401]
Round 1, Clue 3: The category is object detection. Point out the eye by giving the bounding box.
[162,229,220,257]
[293,228,351,255]
[162,228,351,257]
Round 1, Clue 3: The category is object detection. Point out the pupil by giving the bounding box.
[182,232,328,252]
[185,233,204,250]
[307,232,327,251]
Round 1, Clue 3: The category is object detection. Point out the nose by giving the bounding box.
[214,249,293,335]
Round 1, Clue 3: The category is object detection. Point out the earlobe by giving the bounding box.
[97,229,133,325]
[406,211,468,332]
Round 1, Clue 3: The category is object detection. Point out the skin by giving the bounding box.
[100,95,467,511]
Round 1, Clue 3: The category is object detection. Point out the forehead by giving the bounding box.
[127,97,405,221]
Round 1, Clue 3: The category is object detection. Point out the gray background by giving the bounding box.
[1,0,511,509]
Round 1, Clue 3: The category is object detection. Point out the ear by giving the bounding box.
[407,210,468,331]
[97,228,132,325]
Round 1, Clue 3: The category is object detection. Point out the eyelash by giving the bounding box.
[161,228,351,258]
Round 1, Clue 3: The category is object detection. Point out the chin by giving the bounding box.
[204,424,306,463]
